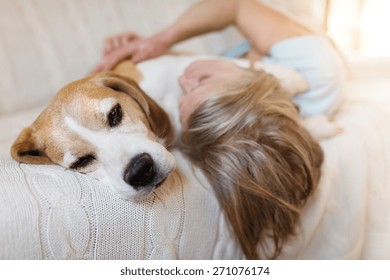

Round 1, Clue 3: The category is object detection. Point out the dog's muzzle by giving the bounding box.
[124,153,157,189]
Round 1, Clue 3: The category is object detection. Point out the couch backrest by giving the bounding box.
[0,0,321,115]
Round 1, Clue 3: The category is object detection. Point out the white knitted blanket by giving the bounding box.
[0,150,243,259]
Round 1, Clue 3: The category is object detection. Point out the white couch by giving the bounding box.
[1,0,390,260]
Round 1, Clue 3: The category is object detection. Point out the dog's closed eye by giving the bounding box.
[108,104,122,127]
[70,154,96,170]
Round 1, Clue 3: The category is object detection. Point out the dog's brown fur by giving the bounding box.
[11,61,173,166]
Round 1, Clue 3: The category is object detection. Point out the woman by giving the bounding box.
[178,60,324,259]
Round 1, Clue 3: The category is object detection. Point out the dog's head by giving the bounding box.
[11,72,175,199]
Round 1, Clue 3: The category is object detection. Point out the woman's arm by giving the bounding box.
[93,0,240,72]
[93,0,312,72]
[151,0,312,56]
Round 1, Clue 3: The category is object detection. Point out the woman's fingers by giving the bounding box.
[103,32,141,56]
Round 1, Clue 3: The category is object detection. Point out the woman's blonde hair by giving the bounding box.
[180,70,324,259]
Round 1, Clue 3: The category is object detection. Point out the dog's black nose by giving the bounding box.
[124,153,156,188]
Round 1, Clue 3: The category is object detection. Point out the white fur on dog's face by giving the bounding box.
[62,99,175,199]
[11,72,175,200]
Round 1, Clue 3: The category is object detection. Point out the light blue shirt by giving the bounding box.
[224,36,346,116]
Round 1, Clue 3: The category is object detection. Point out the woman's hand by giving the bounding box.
[92,32,172,73]
[103,32,141,56]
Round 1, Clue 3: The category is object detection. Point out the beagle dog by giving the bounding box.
[11,61,175,200]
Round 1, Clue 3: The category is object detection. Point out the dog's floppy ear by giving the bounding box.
[11,127,52,164]
[96,72,174,147]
